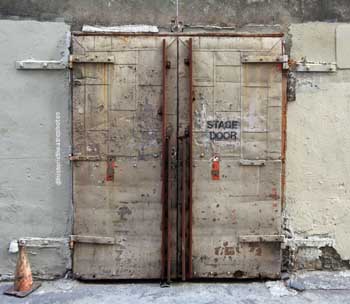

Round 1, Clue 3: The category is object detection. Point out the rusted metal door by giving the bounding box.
[71,33,285,280]
[187,36,285,279]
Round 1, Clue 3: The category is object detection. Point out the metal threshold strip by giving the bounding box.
[72,31,284,38]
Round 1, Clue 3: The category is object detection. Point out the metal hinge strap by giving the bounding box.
[242,55,288,64]
[69,54,115,66]
[239,235,285,243]
[70,235,115,248]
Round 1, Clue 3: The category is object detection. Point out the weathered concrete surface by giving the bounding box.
[2,272,350,304]
[0,20,72,280]
[336,24,350,69]
[285,23,350,269]
[1,0,350,30]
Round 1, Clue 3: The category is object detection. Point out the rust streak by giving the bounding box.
[181,139,187,281]
[188,38,194,279]
[160,39,167,281]
[281,69,288,210]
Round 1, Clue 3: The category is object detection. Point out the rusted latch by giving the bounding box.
[211,155,220,181]
[69,235,115,249]
[106,156,116,182]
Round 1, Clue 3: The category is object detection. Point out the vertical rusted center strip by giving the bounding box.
[188,38,194,279]
[181,139,187,281]
[160,39,168,281]
[281,70,288,210]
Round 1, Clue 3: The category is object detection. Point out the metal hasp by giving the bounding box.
[15,60,66,70]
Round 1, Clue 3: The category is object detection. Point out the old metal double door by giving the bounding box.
[72,34,285,281]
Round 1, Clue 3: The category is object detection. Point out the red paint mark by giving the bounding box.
[106,159,115,181]
[270,187,280,200]
[211,155,220,180]
[255,247,262,256]
[224,247,235,256]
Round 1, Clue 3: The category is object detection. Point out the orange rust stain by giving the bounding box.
[224,247,235,256]
[231,209,237,224]
[256,247,262,256]
[270,187,280,200]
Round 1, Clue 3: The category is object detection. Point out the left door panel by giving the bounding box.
[71,35,177,279]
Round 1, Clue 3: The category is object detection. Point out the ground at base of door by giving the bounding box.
[1,271,350,304]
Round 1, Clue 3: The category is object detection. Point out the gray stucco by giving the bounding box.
[1,0,350,30]
[0,20,71,280]
[1,0,350,280]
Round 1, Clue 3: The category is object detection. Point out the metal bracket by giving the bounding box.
[16,60,67,70]
[239,159,266,166]
[294,60,337,73]
[69,54,115,66]
[69,235,115,249]
[242,55,288,64]
[239,235,285,243]
[69,154,102,161]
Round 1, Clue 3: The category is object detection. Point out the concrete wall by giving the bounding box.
[1,2,350,278]
[285,23,350,270]
[0,20,72,280]
[1,0,350,30]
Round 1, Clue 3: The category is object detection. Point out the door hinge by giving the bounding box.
[239,235,285,243]
[69,235,115,249]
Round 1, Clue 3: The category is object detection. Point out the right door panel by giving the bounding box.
[189,37,284,279]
